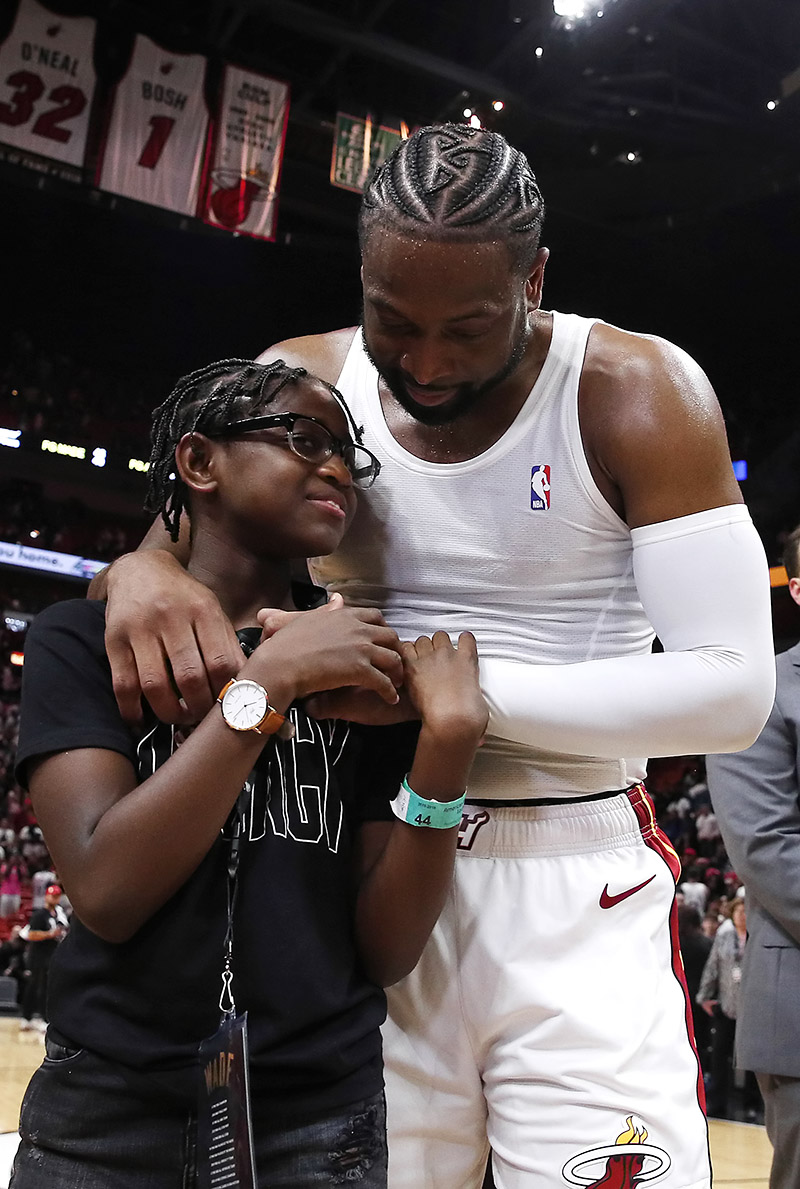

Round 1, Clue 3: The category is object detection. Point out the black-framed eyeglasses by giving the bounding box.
[213,413,381,489]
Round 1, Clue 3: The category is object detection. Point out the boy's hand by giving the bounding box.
[402,631,488,741]
[247,603,405,706]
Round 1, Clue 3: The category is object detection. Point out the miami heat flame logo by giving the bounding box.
[562,1116,671,1186]
[208,167,271,229]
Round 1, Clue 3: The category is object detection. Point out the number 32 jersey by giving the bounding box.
[0,0,96,168]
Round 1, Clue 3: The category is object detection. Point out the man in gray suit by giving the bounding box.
[707,524,800,1188]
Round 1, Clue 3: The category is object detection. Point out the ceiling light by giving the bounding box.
[463,108,473,118]
[535,46,544,58]
[766,99,778,110]
[553,0,591,16]
[492,99,505,111]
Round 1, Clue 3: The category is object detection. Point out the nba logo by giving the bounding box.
[530,465,551,510]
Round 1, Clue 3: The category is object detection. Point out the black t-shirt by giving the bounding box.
[26,906,61,969]
[16,599,417,1120]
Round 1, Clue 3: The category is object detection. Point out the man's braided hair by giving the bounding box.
[359,123,545,274]
[145,358,359,542]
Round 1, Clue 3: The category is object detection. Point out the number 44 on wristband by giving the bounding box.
[390,778,466,830]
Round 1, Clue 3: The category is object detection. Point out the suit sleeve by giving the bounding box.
[706,658,800,946]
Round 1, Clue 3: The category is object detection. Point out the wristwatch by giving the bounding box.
[217,678,295,740]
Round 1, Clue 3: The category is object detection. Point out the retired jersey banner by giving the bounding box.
[97,35,208,216]
[202,64,289,241]
[330,113,405,194]
[0,0,96,170]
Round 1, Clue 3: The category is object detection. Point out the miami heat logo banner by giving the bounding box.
[0,0,96,171]
[96,35,209,216]
[202,64,289,241]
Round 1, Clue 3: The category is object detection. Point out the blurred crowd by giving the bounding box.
[0,328,154,457]
[0,478,145,562]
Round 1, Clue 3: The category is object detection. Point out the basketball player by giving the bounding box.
[93,127,775,1187]
[14,359,487,1187]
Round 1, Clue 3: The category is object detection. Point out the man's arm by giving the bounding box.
[255,327,356,384]
[90,516,243,725]
[480,327,775,758]
[707,662,800,945]
[88,515,189,600]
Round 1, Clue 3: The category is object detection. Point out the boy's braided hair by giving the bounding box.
[145,358,359,541]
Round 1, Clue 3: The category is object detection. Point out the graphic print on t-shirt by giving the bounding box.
[135,710,350,855]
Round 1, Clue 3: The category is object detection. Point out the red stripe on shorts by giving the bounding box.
[626,784,708,1115]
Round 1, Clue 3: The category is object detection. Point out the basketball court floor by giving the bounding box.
[0,1018,774,1187]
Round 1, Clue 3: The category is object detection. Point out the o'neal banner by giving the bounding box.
[96,34,209,217]
[202,64,289,241]
[0,0,96,170]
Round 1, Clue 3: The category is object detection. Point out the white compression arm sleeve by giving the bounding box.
[481,505,775,758]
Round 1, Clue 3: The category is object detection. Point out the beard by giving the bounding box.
[361,316,531,427]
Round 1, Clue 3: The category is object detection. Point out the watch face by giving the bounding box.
[221,680,268,730]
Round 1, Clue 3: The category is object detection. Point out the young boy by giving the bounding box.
[12,358,487,1188]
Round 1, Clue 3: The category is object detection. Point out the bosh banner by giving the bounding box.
[0,0,96,171]
[202,63,289,241]
[96,34,209,216]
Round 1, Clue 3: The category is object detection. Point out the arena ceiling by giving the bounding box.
[3,0,799,554]
[81,0,800,240]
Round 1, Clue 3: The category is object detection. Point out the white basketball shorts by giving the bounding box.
[383,786,710,1189]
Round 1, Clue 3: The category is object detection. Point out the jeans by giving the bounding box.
[11,1035,387,1188]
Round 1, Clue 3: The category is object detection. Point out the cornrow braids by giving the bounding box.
[145,358,362,541]
[359,124,545,274]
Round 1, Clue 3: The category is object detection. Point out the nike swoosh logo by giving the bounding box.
[599,875,656,909]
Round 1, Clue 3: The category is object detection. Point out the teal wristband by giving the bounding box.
[390,776,466,829]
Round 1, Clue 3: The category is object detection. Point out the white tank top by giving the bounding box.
[311,312,653,798]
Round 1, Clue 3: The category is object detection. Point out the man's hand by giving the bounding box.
[701,999,718,1017]
[105,552,243,725]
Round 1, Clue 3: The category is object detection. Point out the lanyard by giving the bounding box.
[219,787,248,1019]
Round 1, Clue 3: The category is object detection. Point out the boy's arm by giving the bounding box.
[353,632,487,987]
[26,603,404,945]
